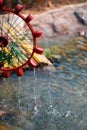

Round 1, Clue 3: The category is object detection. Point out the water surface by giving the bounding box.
[0,35,87,130]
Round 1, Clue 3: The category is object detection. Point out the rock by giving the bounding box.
[0,110,6,117]
[60,50,67,57]
[52,24,68,34]
[0,125,10,130]
[77,60,87,67]
[30,3,87,37]
[0,124,22,130]
[45,1,53,7]
[75,36,87,44]
[58,66,64,70]
[51,24,59,33]
[77,44,87,51]
[78,31,85,36]
[40,24,57,37]
[76,40,84,45]
[84,43,87,47]
[85,32,87,38]
[74,8,87,26]
[42,64,55,72]
[67,58,72,62]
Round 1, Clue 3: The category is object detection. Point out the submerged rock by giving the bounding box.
[77,44,87,51]
[0,110,6,117]
[0,125,10,130]
[0,124,22,130]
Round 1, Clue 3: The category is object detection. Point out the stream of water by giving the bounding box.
[33,68,39,115]
[0,35,87,130]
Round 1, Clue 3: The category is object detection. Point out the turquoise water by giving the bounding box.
[0,62,87,130]
[0,35,87,130]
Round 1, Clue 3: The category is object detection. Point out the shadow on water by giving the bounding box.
[0,35,87,130]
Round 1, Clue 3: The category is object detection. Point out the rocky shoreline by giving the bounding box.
[30,2,87,37]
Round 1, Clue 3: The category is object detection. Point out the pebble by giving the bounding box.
[0,125,10,130]
[76,45,87,51]
[78,31,87,38]
[58,66,64,70]
[0,110,6,117]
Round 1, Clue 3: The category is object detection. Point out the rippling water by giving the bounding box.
[0,35,87,130]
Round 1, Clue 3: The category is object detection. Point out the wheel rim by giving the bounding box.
[0,0,43,77]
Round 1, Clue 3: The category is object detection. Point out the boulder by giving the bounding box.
[31,3,87,37]
[74,8,87,26]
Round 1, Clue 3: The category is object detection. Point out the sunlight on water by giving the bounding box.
[17,77,22,110]
[47,71,58,115]
[33,68,39,115]
[0,34,87,130]
[47,72,54,109]
[41,33,57,114]
[3,78,6,82]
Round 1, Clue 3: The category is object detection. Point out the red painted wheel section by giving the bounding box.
[0,1,43,77]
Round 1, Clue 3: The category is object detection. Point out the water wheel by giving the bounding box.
[0,0,43,78]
